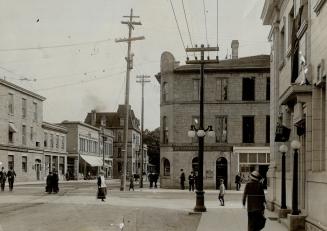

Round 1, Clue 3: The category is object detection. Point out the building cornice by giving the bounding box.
[0,79,46,101]
[42,122,68,133]
[0,144,44,153]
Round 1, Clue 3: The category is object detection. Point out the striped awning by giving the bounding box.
[80,155,103,167]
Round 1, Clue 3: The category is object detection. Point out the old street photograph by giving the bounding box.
[0,0,326,230]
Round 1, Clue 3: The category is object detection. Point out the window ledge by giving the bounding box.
[313,0,326,15]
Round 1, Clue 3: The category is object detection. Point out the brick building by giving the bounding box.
[0,79,45,181]
[59,121,102,180]
[157,41,270,189]
[42,122,68,180]
[84,105,142,179]
[262,0,327,230]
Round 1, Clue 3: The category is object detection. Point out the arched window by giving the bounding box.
[163,158,170,176]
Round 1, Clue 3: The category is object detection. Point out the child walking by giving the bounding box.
[218,179,225,206]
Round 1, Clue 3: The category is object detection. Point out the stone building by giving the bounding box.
[84,105,142,179]
[157,41,270,189]
[42,122,68,180]
[261,0,327,230]
[0,79,45,181]
[59,121,102,180]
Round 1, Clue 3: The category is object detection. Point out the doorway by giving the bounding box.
[35,159,41,181]
[216,157,228,189]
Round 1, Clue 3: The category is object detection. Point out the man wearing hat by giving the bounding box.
[242,171,266,231]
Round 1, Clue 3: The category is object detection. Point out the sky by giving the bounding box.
[0,0,271,130]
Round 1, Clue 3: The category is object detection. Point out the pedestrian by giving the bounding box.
[242,171,266,231]
[153,172,158,188]
[148,172,153,188]
[188,172,195,192]
[7,167,16,191]
[129,175,134,191]
[218,179,225,206]
[235,172,241,191]
[52,170,59,193]
[180,169,185,190]
[0,167,6,191]
[97,171,107,202]
[46,172,53,193]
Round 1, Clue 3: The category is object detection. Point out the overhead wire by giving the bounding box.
[0,38,112,52]
[181,0,194,48]
[36,70,126,91]
[168,0,187,55]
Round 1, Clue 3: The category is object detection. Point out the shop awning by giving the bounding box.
[9,123,17,133]
[80,155,103,167]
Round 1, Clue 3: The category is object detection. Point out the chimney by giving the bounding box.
[231,40,239,59]
[91,109,96,126]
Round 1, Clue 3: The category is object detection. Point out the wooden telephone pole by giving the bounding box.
[186,44,219,212]
[136,75,150,188]
[115,9,145,191]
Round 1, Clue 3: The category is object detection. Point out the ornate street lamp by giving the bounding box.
[290,139,301,215]
[279,144,288,210]
[188,125,215,212]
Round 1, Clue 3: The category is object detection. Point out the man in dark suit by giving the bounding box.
[180,169,185,190]
[242,171,266,231]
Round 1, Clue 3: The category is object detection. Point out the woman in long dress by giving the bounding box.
[97,171,107,202]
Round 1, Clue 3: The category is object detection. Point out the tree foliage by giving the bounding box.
[143,127,160,172]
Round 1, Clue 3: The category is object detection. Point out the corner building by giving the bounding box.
[157,42,270,189]
[262,0,327,230]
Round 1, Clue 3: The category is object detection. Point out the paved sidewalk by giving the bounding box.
[196,208,286,231]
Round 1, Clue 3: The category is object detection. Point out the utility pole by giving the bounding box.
[186,44,219,212]
[136,75,150,188]
[115,8,145,191]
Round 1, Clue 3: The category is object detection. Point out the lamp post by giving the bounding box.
[290,140,301,215]
[279,144,288,210]
[188,125,215,212]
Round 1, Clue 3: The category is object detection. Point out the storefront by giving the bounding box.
[234,147,270,188]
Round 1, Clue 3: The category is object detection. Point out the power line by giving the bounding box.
[202,0,209,45]
[181,0,194,48]
[0,38,112,52]
[36,70,125,91]
[169,0,187,54]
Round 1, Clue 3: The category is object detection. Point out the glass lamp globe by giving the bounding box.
[188,130,196,138]
[207,130,215,137]
[197,130,206,137]
[279,144,288,153]
[291,140,301,150]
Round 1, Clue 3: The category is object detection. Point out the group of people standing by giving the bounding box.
[45,171,59,194]
[148,172,158,188]
[0,166,16,192]
[179,169,197,191]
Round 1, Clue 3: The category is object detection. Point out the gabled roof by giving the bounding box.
[84,105,140,131]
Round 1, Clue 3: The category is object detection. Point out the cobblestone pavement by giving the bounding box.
[0,182,286,231]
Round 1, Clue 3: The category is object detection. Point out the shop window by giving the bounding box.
[239,153,248,163]
[22,156,27,172]
[8,155,14,169]
[163,158,170,176]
